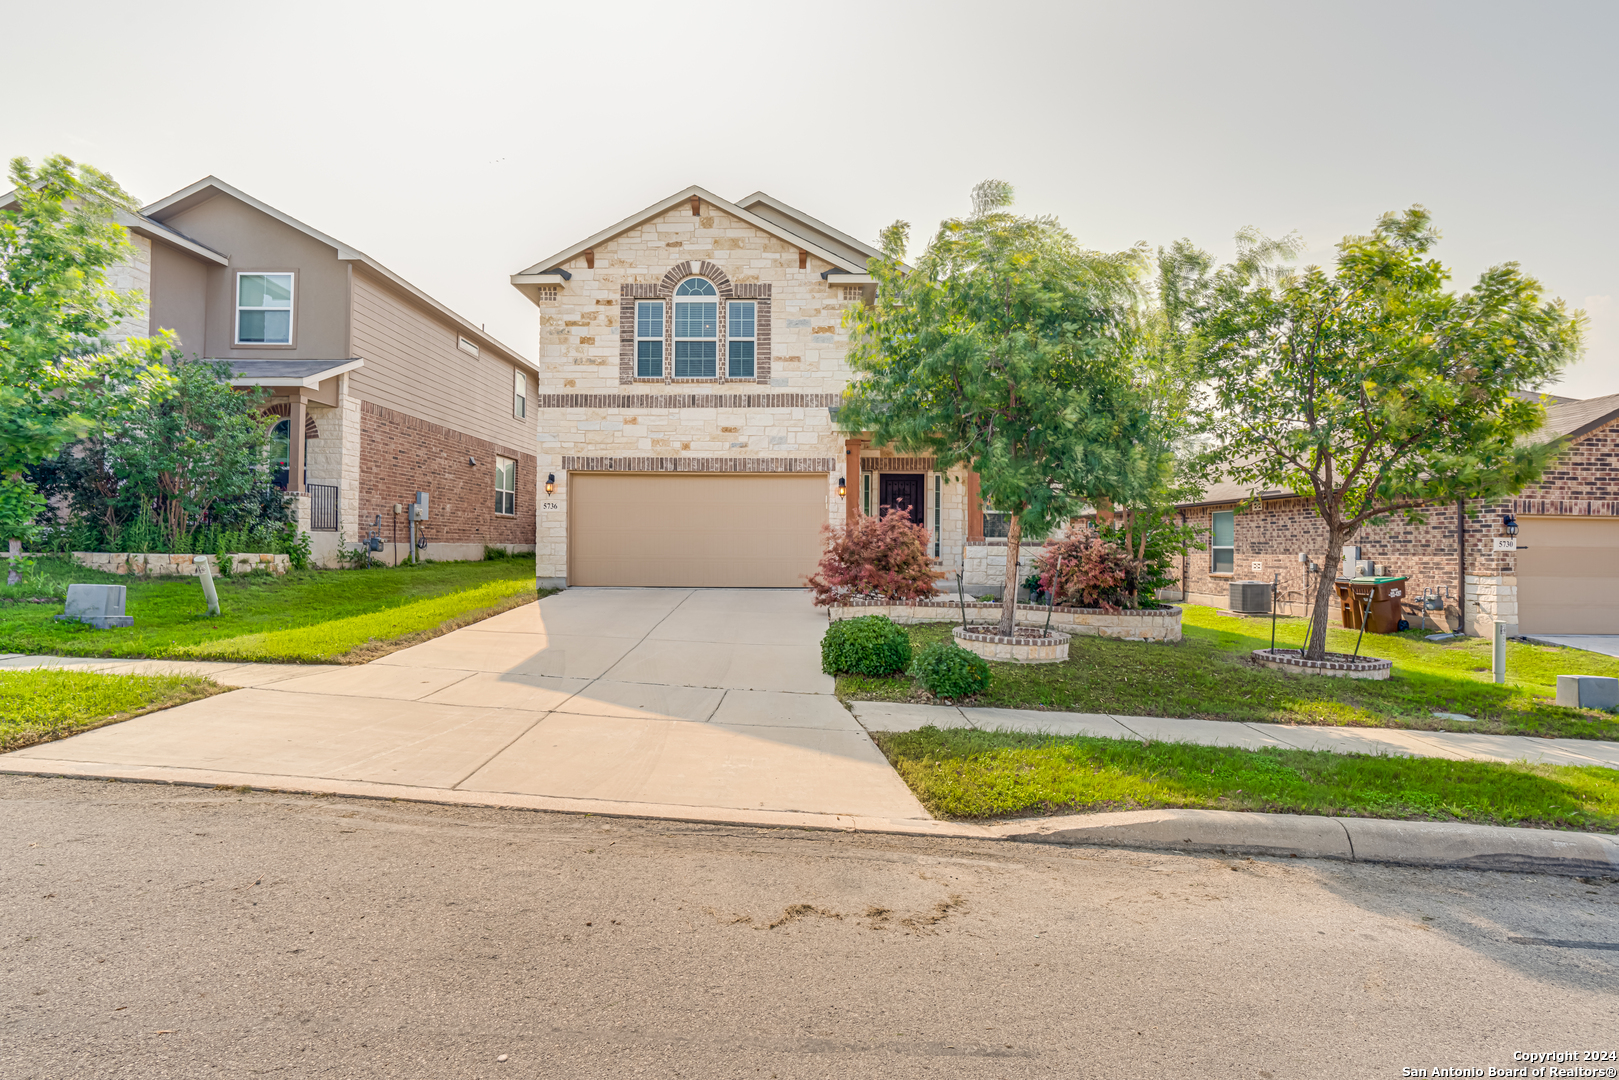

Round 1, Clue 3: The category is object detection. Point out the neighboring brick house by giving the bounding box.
[512,186,1008,589]
[1175,393,1619,636]
[94,176,538,566]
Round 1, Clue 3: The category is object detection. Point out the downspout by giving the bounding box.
[1456,498,1467,635]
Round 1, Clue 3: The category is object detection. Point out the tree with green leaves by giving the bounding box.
[839,181,1156,634]
[0,155,174,558]
[1192,207,1582,660]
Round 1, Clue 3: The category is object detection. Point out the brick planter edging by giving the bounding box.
[1251,648,1393,681]
[72,552,291,577]
[827,599,1181,643]
[953,625,1071,664]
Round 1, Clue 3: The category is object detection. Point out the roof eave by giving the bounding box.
[224,358,366,390]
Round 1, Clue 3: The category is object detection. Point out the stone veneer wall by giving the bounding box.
[74,552,289,576]
[105,233,152,346]
[530,199,878,584]
[1179,416,1619,635]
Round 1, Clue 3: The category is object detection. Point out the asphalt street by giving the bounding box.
[3,775,1615,1079]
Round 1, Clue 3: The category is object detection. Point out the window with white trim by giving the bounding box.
[1211,510,1234,573]
[236,273,293,344]
[673,277,718,378]
[495,456,517,516]
[513,369,527,419]
[635,301,664,378]
[727,300,756,378]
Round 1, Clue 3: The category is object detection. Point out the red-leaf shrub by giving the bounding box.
[1033,526,1133,612]
[806,510,938,607]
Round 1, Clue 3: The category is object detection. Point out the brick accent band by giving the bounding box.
[562,456,836,473]
[1509,498,1619,517]
[537,393,842,409]
[860,456,936,472]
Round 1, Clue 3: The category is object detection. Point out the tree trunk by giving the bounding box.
[999,514,1023,635]
[1305,530,1348,660]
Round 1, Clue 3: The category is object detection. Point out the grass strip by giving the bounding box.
[872,726,1619,831]
[0,557,543,663]
[0,669,224,752]
[837,610,1619,740]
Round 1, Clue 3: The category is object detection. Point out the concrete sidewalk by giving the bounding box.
[850,701,1619,769]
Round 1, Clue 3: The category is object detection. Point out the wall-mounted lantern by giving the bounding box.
[1502,512,1518,537]
[837,476,847,498]
[545,473,556,495]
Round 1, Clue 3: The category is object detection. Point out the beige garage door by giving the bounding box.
[569,473,828,587]
[1516,517,1619,634]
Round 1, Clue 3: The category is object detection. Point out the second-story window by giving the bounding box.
[636,301,664,378]
[673,277,717,378]
[236,272,293,344]
[727,300,755,378]
[513,368,527,419]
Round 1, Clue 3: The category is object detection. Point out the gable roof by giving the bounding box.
[1,186,228,266]
[733,191,886,269]
[511,185,878,307]
[1179,392,1619,509]
[141,176,535,372]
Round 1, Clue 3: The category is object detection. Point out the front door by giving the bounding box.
[879,473,925,526]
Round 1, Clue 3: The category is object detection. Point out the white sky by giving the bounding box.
[4,0,1615,398]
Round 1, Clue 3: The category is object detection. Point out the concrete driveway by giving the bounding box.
[3,589,930,824]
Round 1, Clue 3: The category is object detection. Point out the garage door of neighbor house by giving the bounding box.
[1515,516,1619,635]
[569,473,828,587]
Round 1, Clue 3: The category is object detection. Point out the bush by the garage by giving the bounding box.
[821,615,913,676]
[909,640,992,700]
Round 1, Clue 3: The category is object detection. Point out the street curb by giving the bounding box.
[991,808,1619,877]
[3,761,1616,878]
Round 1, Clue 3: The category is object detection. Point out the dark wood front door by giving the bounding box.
[879,473,925,526]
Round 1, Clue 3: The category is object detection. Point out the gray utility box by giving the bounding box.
[55,584,134,628]
[1229,580,1272,615]
[1556,675,1619,711]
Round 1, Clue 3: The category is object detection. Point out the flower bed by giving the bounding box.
[829,599,1181,642]
[952,624,1070,664]
[1251,647,1392,681]
[73,552,290,577]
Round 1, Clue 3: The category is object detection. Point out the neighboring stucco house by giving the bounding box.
[99,177,539,566]
[1174,392,1619,636]
[512,186,1008,591]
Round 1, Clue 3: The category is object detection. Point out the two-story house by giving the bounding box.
[511,186,1010,591]
[104,177,539,566]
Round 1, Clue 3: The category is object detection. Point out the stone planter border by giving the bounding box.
[1251,647,1393,680]
[72,552,291,578]
[953,625,1071,664]
[828,598,1181,643]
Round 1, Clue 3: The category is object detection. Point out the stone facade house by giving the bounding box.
[86,177,539,566]
[513,186,1008,591]
[1174,393,1619,636]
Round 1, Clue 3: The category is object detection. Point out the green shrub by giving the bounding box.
[821,615,912,676]
[909,640,992,700]
[483,545,511,560]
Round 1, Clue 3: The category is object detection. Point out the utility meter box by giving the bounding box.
[410,492,429,521]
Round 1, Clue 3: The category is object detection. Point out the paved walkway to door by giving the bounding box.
[0,590,933,828]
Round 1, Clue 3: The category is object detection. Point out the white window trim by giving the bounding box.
[495,455,517,516]
[1211,510,1235,573]
[234,271,296,348]
[513,368,527,420]
[635,300,665,380]
[727,299,756,379]
[672,277,719,380]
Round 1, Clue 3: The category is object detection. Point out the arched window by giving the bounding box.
[673,277,718,378]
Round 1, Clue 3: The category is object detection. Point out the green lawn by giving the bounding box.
[0,556,544,664]
[0,668,224,752]
[837,605,1619,740]
[873,726,1619,830]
